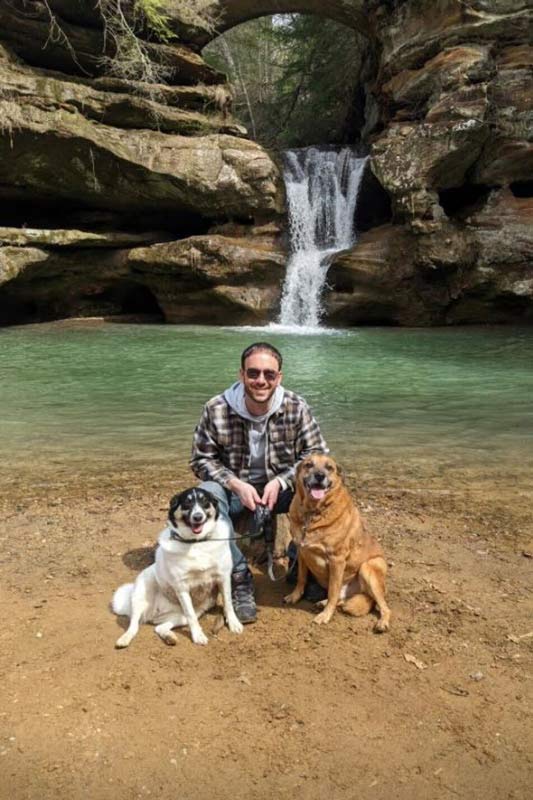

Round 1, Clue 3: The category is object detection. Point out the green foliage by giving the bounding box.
[96,0,171,85]
[204,14,366,149]
[134,0,175,42]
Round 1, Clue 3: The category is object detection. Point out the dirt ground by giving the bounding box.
[1,463,532,800]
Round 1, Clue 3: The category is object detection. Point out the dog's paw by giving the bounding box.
[283,590,303,605]
[313,609,333,625]
[191,629,209,646]
[115,633,132,649]
[314,599,328,609]
[228,618,244,635]
[374,617,390,633]
[159,631,178,646]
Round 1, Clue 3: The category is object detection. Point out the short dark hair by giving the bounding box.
[241,342,283,370]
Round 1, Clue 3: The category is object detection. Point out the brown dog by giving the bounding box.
[283,454,391,631]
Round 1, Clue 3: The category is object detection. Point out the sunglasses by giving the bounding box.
[245,368,279,382]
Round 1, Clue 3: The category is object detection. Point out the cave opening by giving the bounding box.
[509,181,533,198]
[355,168,393,231]
[85,282,165,322]
[438,184,492,219]
[0,281,166,328]
[0,296,38,327]
[0,199,212,238]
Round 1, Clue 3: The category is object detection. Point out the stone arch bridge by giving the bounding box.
[206,0,369,38]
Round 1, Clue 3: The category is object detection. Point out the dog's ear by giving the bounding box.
[168,491,184,525]
[294,460,306,501]
[335,461,345,483]
[206,491,220,519]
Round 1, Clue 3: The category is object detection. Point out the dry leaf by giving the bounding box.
[404,653,427,670]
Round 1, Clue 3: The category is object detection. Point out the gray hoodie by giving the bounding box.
[223,381,284,486]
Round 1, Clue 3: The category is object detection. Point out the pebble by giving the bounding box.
[469,671,484,681]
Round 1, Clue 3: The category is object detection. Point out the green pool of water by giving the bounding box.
[1,322,532,488]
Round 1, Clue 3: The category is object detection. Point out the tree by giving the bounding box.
[204,14,366,149]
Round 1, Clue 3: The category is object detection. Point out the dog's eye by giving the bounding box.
[325,463,334,472]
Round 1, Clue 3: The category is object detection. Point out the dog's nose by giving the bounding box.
[191,512,204,523]
[314,471,326,482]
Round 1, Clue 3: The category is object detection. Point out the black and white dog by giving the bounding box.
[112,488,243,647]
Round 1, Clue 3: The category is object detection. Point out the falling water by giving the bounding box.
[279,147,368,329]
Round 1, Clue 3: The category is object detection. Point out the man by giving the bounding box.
[190,341,328,623]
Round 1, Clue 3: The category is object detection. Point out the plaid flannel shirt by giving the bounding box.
[190,389,328,491]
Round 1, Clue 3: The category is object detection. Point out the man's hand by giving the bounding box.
[262,478,281,511]
[227,478,262,511]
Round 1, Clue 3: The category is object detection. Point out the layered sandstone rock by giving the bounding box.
[0,1,285,325]
[328,0,533,325]
[0,0,532,326]
[0,231,285,326]
[0,54,280,217]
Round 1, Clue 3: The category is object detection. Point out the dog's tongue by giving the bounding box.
[311,488,326,501]
[191,523,204,535]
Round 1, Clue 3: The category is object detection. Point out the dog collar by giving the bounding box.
[167,522,197,543]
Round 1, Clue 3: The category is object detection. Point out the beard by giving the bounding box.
[243,382,277,408]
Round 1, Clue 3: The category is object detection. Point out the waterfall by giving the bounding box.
[278,147,368,329]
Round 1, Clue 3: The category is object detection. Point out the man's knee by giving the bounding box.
[198,481,230,514]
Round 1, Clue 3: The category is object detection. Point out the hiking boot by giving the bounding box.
[231,569,257,624]
[303,577,327,604]
[286,542,327,603]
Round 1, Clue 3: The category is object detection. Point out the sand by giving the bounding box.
[0,464,532,800]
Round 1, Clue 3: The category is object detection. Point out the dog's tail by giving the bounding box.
[111,583,134,617]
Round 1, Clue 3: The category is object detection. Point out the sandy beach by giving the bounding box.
[1,463,532,800]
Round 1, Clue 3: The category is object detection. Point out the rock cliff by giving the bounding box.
[0,0,532,326]
[0,0,285,325]
[328,0,533,325]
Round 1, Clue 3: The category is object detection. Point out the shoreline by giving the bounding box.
[3,316,533,333]
[2,454,532,500]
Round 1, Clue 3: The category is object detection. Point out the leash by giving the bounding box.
[167,520,266,545]
[166,519,297,583]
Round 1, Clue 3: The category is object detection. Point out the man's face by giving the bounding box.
[240,351,282,408]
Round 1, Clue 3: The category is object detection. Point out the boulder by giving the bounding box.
[0,233,285,325]
[325,189,533,326]
[371,119,489,224]
[325,225,426,325]
[469,188,533,267]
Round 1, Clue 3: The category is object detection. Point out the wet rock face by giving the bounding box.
[328,0,533,325]
[0,0,532,326]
